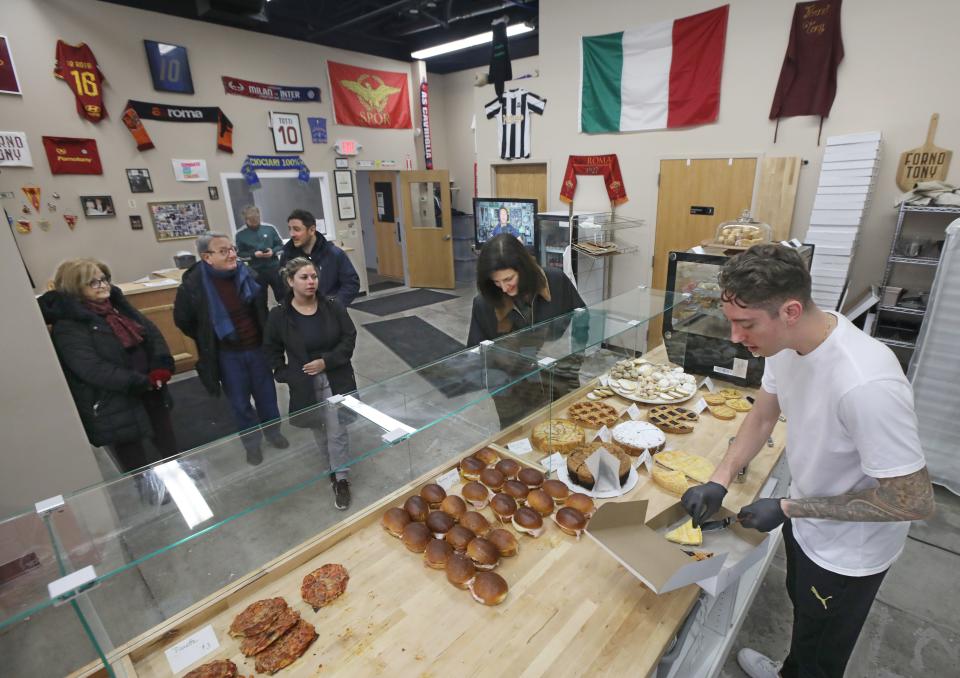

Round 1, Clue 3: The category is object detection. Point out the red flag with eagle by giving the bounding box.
[327,61,412,129]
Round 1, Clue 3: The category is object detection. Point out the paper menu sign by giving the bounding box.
[692,398,708,414]
[599,375,609,387]
[540,452,564,474]
[507,439,533,454]
[165,625,219,674]
[584,447,622,493]
[594,425,612,443]
[701,377,717,392]
[626,404,642,421]
[435,468,460,492]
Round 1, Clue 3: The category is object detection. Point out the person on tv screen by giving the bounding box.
[490,206,520,239]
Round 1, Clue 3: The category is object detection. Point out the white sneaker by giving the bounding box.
[737,648,781,678]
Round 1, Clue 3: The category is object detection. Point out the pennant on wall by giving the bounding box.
[121,100,234,152]
[327,61,412,129]
[579,5,729,133]
[559,154,628,206]
[41,136,103,174]
[0,131,32,166]
[222,76,320,103]
[22,186,40,210]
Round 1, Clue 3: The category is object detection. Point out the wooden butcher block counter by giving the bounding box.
[78,348,785,678]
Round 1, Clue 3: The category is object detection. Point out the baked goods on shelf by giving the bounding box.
[531,419,585,454]
[647,405,699,434]
[655,450,715,484]
[726,398,753,412]
[426,510,455,538]
[459,456,485,481]
[253,618,318,675]
[566,442,631,490]
[586,387,615,400]
[542,478,570,505]
[512,507,545,537]
[665,519,703,547]
[420,483,446,508]
[703,392,728,406]
[402,522,432,553]
[381,507,411,537]
[553,507,587,537]
[474,447,500,466]
[488,528,519,557]
[718,388,742,400]
[460,511,491,537]
[403,496,429,522]
[502,479,530,503]
[424,538,454,569]
[462,481,490,509]
[564,493,596,518]
[495,458,521,479]
[466,537,500,570]
[612,421,667,457]
[566,400,620,429]
[526,488,555,517]
[652,465,692,496]
[445,553,476,589]
[240,607,300,656]
[300,563,349,610]
[229,597,287,638]
[490,493,518,523]
[684,550,715,561]
[518,467,545,489]
[479,467,506,492]
[607,359,697,402]
[184,660,240,678]
[445,525,476,552]
[469,571,509,606]
[707,404,736,420]
[440,494,468,520]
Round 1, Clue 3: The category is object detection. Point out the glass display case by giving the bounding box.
[662,246,813,387]
[536,211,646,306]
[710,210,772,248]
[0,286,683,677]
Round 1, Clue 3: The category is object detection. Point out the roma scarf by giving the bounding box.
[559,154,628,206]
[121,100,234,152]
[580,5,728,133]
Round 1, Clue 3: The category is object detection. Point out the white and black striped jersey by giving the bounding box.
[484,89,546,160]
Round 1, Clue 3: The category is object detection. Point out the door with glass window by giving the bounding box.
[400,170,454,289]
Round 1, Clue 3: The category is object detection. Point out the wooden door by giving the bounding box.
[400,169,454,289]
[368,172,404,280]
[493,163,548,212]
[650,158,758,347]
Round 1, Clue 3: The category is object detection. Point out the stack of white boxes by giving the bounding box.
[806,131,882,310]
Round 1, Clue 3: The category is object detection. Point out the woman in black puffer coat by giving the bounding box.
[38,258,178,474]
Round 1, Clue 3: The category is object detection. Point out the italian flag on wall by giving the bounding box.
[579,5,729,133]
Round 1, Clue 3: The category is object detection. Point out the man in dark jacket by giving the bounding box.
[280,209,360,307]
[174,232,288,465]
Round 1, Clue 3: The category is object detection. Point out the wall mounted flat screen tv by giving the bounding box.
[473,197,538,250]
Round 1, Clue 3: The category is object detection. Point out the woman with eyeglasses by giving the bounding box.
[38,259,178,491]
[264,258,357,510]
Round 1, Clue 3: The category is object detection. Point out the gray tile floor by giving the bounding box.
[4,280,958,677]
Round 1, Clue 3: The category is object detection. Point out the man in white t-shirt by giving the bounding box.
[681,244,934,678]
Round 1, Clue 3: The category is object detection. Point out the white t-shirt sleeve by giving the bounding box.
[761,356,777,395]
[838,379,926,479]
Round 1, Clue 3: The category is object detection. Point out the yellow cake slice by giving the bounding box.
[665,519,703,546]
[655,450,715,484]
[652,465,691,496]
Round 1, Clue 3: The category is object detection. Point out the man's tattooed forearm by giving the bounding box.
[784,467,934,522]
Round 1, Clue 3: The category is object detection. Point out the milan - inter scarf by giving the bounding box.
[241,155,311,187]
[559,154,628,206]
[121,100,234,153]
[222,76,320,103]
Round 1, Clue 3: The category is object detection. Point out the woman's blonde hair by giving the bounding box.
[54,258,112,298]
[282,257,317,283]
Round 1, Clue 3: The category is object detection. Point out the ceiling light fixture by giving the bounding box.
[411,22,534,60]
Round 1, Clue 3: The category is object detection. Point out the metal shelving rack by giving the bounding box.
[872,204,960,356]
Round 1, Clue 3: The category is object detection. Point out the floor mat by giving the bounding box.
[362,316,472,398]
[351,288,458,316]
[166,377,238,452]
[368,280,404,293]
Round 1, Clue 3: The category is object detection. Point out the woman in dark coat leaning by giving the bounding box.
[264,257,358,510]
[467,234,588,427]
[38,258,178,477]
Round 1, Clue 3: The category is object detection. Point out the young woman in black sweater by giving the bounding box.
[264,257,358,509]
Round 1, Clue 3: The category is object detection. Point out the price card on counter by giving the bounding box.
[631,450,653,473]
[435,468,461,492]
[165,625,219,675]
[692,398,708,414]
[540,452,565,474]
[596,425,612,443]
[507,438,533,454]
[599,375,609,387]
[626,404,642,421]
[701,377,717,392]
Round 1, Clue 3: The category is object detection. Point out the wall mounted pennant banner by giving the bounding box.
[41,136,103,175]
[22,186,40,210]
[222,76,320,103]
[121,100,234,152]
[0,131,32,166]
[241,155,310,187]
[560,154,628,206]
[420,81,433,170]
[327,61,412,129]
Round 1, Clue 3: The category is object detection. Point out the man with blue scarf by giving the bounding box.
[174,232,288,465]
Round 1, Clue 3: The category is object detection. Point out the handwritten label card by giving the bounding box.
[701,377,717,392]
[626,404,642,421]
[435,468,461,492]
[165,625,219,675]
[597,425,612,443]
[507,439,533,455]
[540,452,564,474]
[692,398,708,414]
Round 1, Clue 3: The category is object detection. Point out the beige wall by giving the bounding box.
[432,0,960,306]
[0,0,434,291]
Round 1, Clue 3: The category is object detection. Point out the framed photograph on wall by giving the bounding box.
[148,199,208,241]
[334,170,353,195]
[208,186,219,200]
[80,195,115,218]
[126,168,153,193]
[129,215,143,230]
[269,111,304,152]
[337,195,356,220]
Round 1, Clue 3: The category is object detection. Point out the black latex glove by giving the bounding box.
[738,498,788,532]
[681,481,728,528]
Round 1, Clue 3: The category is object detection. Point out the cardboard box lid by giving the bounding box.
[585,500,726,594]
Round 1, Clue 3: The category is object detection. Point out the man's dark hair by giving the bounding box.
[476,233,542,305]
[718,244,812,316]
[287,209,316,229]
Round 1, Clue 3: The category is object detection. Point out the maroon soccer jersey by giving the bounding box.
[54,41,107,123]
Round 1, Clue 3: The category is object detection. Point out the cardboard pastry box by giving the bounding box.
[585,500,773,596]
